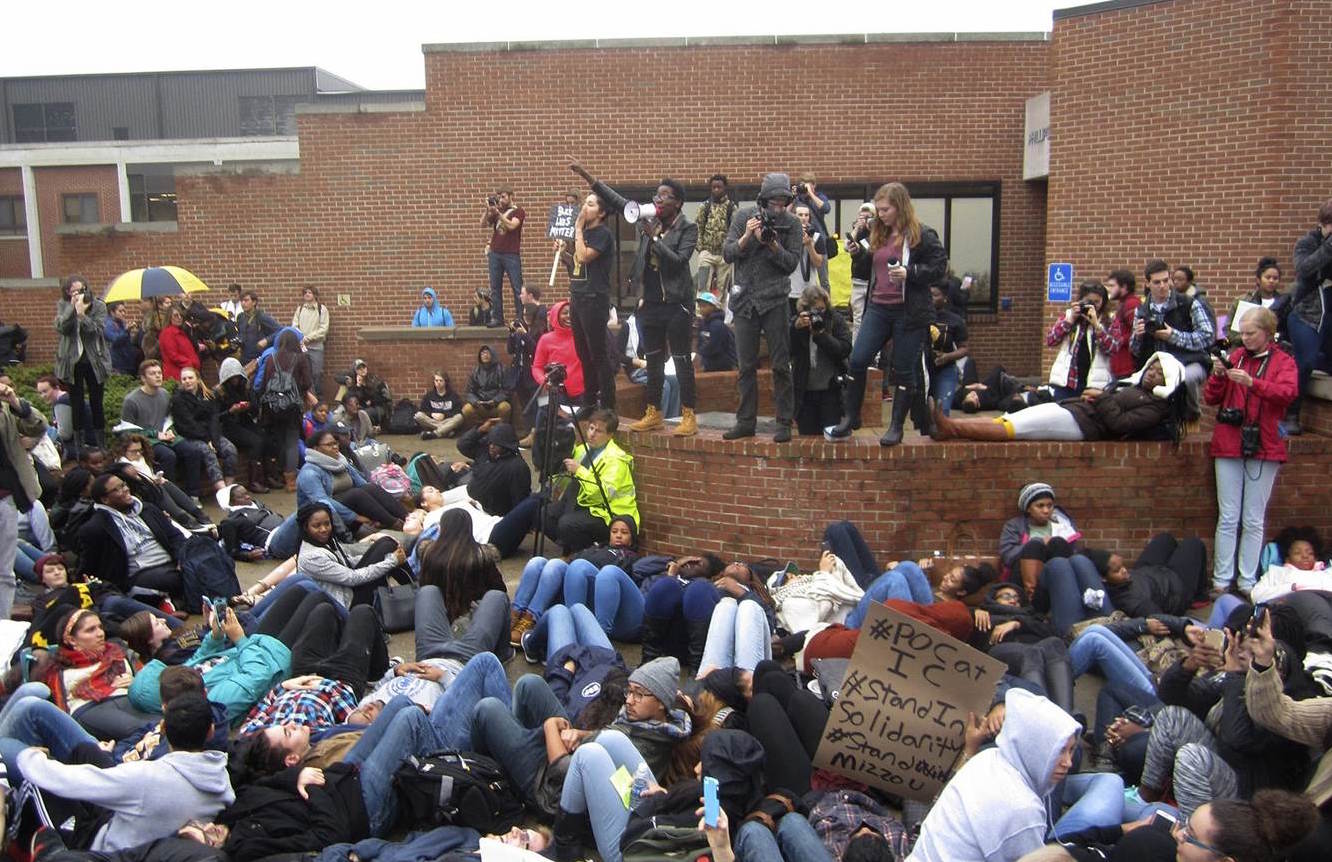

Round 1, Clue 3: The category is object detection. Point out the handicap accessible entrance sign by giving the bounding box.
[1047,262,1073,303]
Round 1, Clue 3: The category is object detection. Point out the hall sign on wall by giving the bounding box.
[1024,91,1050,181]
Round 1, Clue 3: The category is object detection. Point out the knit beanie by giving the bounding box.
[33,553,66,583]
[1084,548,1113,579]
[1017,482,1055,514]
[629,657,680,709]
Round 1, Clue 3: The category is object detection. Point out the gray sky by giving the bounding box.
[7,0,1104,91]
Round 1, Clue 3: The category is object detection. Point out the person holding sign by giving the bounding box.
[908,688,1120,862]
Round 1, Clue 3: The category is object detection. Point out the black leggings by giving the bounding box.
[1017,535,1077,563]
[569,292,614,409]
[747,660,830,795]
[1135,533,1208,604]
[347,536,411,606]
[288,603,388,698]
[336,485,408,527]
[62,357,104,445]
[224,421,268,463]
[255,587,341,647]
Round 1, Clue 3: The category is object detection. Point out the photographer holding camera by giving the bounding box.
[1043,281,1113,401]
[721,172,804,442]
[55,274,112,455]
[791,285,852,436]
[1131,258,1214,419]
[480,187,526,327]
[787,203,828,306]
[1205,307,1297,598]
[827,182,949,445]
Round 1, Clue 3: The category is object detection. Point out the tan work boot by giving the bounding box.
[510,609,536,646]
[672,407,698,437]
[628,405,663,432]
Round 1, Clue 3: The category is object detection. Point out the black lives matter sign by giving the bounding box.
[547,204,576,241]
[813,602,1005,801]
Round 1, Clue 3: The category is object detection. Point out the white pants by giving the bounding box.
[1213,457,1280,591]
[850,279,868,344]
[1006,403,1086,441]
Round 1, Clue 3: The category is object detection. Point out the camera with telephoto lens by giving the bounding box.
[759,211,784,244]
[487,195,498,207]
[544,362,567,386]
[1240,423,1261,458]
[1210,343,1233,370]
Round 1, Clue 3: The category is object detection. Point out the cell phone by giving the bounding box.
[1201,628,1225,653]
[209,596,229,623]
[702,776,719,828]
[1248,603,1269,635]
[820,540,831,553]
[1150,809,1177,832]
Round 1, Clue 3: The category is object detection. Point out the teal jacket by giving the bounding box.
[129,631,292,725]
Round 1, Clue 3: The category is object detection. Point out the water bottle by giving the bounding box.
[630,762,651,808]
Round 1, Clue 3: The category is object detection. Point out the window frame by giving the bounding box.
[0,196,25,236]
[61,193,101,225]
[127,172,179,223]
[12,102,77,143]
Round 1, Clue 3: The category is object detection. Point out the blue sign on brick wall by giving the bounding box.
[1047,263,1073,303]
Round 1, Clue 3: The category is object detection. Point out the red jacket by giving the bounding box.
[531,300,585,399]
[1108,294,1142,379]
[1204,345,1297,462]
[158,324,201,381]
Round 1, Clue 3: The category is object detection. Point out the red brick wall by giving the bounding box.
[0,168,31,278]
[1042,0,1332,372]
[624,431,1332,566]
[0,36,1049,393]
[34,165,121,277]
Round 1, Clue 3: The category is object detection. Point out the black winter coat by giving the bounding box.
[169,389,222,448]
[1105,564,1190,618]
[855,225,949,329]
[77,503,184,592]
[457,426,531,516]
[791,307,853,406]
[1061,383,1172,441]
[220,762,369,858]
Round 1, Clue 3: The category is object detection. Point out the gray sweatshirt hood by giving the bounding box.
[996,688,1080,798]
[758,173,793,204]
[161,750,235,796]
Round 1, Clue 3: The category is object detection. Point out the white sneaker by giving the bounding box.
[1082,588,1105,611]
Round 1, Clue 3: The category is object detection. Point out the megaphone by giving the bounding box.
[591,180,656,224]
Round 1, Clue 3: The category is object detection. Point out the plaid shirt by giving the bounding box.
[1129,292,1215,355]
[239,677,358,735]
[808,788,907,858]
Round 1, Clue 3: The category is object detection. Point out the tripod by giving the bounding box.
[530,376,613,558]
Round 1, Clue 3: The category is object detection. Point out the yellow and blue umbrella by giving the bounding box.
[103,266,210,304]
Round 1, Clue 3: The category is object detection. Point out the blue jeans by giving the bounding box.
[251,575,337,621]
[932,363,960,417]
[822,521,879,589]
[100,594,184,630]
[1042,555,1114,637]
[266,513,302,560]
[514,556,567,617]
[1208,594,1245,629]
[734,813,834,862]
[513,673,569,725]
[699,597,771,674]
[847,562,933,628]
[1070,624,1155,699]
[530,603,613,662]
[13,540,42,583]
[0,688,96,784]
[472,697,547,798]
[560,730,652,862]
[344,653,512,835]
[1050,772,1126,840]
[487,251,523,321]
[629,367,681,419]
[563,563,644,640]
[849,303,927,384]
[1288,307,1330,395]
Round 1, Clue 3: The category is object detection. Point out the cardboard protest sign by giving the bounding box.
[547,204,576,241]
[812,602,1006,802]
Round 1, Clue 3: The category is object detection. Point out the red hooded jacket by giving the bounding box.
[1204,345,1297,462]
[531,300,585,399]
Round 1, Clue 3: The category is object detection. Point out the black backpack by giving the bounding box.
[260,354,302,417]
[177,534,242,612]
[392,750,525,834]
[387,398,419,434]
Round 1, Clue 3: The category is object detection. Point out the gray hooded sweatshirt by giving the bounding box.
[722,172,803,317]
[908,688,1080,862]
[17,747,235,852]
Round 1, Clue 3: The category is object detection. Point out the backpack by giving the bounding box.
[352,440,392,471]
[392,750,525,834]
[176,535,242,618]
[387,399,419,435]
[406,452,452,495]
[260,354,302,417]
[369,463,412,497]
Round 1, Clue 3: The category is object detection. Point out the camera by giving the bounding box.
[1240,423,1261,458]
[1210,344,1233,370]
[807,311,825,329]
[544,362,567,386]
[1216,407,1244,426]
[1141,316,1166,333]
[759,211,785,244]
[1077,301,1095,316]
[508,318,524,331]
[487,195,498,207]
[804,223,815,237]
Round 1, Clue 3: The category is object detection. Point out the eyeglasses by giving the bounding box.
[626,686,653,701]
[1174,818,1224,855]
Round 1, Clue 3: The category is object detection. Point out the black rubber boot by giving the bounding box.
[910,389,935,438]
[880,386,910,446]
[825,371,866,439]
[638,615,672,664]
[552,807,591,862]
[686,618,712,671]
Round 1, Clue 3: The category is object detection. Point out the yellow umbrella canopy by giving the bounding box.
[103,266,210,304]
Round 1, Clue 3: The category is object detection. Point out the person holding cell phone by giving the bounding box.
[827,182,949,446]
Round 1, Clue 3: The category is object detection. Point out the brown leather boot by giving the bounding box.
[283,470,297,492]
[933,405,1012,442]
[628,405,663,432]
[672,407,698,437]
[247,462,270,494]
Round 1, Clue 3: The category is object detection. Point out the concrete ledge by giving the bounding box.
[357,325,502,342]
[296,101,426,115]
[55,221,179,236]
[0,278,60,289]
[423,32,1050,53]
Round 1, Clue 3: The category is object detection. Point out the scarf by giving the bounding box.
[613,706,694,741]
[58,638,131,704]
[304,449,349,474]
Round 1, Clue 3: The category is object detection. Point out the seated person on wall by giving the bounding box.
[119,359,209,496]
[790,285,852,436]
[929,284,970,416]
[695,291,736,372]
[415,371,464,439]
[468,285,493,327]
[333,359,392,428]
[461,344,512,427]
[411,286,454,328]
[933,352,1187,445]
[1044,281,1114,401]
[1226,257,1289,348]
[1130,258,1215,419]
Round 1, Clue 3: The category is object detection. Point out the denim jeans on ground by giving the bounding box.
[1069,625,1155,699]
[560,730,652,862]
[514,556,567,617]
[1213,457,1280,592]
[13,540,42,583]
[1043,555,1115,637]
[1208,594,1245,629]
[822,520,879,589]
[846,562,933,629]
[471,697,547,798]
[699,597,771,673]
[734,813,834,862]
[1050,772,1126,840]
[531,603,613,661]
[251,575,335,621]
[513,673,569,726]
[100,594,184,630]
[0,691,96,783]
[562,563,644,640]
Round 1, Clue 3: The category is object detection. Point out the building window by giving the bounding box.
[128,172,178,222]
[62,194,100,225]
[12,102,77,143]
[0,196,25,236]
[113,127,130,141]
[238,95,304,136]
